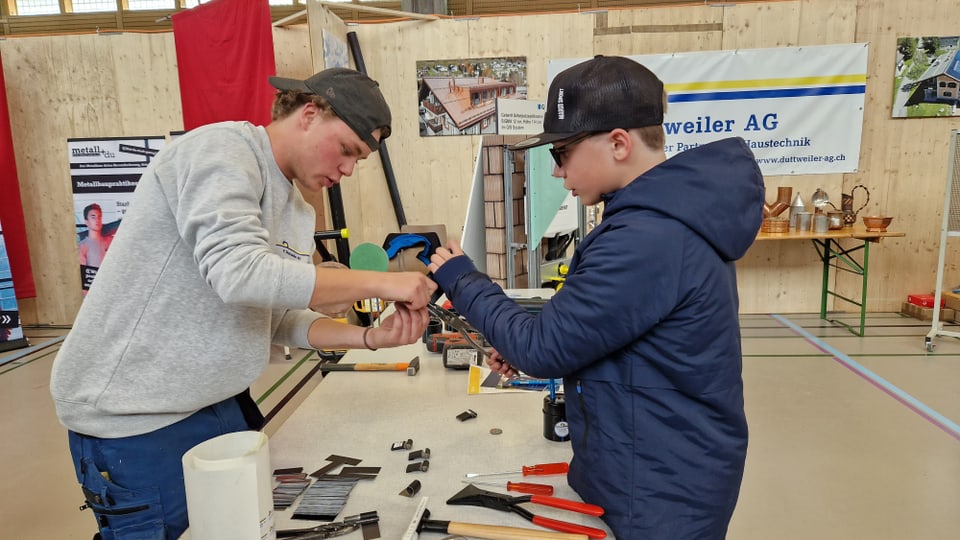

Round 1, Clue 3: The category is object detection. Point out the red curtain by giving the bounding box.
[0,51,36,298]
[173,0,277,130]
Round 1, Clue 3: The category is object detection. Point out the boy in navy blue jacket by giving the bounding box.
[429,56,764,539]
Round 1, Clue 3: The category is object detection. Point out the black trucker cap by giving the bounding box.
[509,55,664,151]
[269,68,392,152]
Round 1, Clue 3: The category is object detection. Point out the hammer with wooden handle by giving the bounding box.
[320,355,420,375]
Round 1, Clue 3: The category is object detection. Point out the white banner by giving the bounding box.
[69,136,165,294]
[549,44,868,175]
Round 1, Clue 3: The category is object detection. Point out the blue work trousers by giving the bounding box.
[68,397,249,540]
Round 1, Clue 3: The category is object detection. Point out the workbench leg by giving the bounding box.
[859,240,870,337]
[820,239,831,321]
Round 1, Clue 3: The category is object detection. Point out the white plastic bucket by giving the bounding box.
[182,431,276,540]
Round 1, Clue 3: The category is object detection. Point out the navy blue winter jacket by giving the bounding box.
[434,137,764,539]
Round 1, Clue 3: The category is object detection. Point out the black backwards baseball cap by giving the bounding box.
[269,68,392,152]
[509,55,664,151]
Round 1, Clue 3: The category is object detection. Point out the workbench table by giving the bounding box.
[754,227,904,336]
[267,339,614,539]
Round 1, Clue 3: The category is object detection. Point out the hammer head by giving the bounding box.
[406,355,420,376]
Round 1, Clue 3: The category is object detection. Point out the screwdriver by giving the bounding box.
[461,480,555,495]
[464,462,569,478]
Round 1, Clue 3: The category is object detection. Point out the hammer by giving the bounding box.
[321,355,420,376]
[413,508,588,539]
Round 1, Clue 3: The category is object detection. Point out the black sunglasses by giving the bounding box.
[549,132,600,168]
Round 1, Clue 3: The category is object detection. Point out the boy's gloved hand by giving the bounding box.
[427,240,478,294]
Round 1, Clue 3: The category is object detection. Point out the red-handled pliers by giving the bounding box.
[447,484,607,539]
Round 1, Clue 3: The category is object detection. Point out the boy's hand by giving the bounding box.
[428,240,465,274]
[486,349,517,378]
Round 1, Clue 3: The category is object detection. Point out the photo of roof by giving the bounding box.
[417,57,527,136]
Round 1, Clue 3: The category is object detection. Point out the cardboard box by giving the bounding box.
[900,301,955,321]
[907,293,944,308]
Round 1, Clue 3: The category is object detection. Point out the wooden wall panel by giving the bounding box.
[848,0,960,312]
[6,0,960,323]
[109,33,181,135]
[595,5,723,56]
[3,34,134,325]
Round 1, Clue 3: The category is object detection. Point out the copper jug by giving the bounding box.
[841,185,870,227]
[763,186,792,218]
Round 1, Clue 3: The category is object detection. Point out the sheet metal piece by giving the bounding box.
[399,479,422,497]
[311,455,363,478]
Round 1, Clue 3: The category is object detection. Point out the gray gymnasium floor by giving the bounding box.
[1,312,957,539]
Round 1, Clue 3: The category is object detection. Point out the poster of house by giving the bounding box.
[893,36,960,118]
[417,56,527,136]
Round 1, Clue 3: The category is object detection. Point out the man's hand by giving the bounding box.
[311,266,436,312]
[366,303,430,349]
[381,272,437,310]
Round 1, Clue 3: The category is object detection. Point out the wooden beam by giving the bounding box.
[595,22,724,35]
[114,0,123,30]
[313,0,439,21]
[273,8,307,27]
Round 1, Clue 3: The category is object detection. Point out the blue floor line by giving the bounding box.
[770,313,960,442]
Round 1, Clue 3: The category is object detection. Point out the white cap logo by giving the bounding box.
[556,88,565,120]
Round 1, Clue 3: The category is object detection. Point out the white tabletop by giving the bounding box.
[267,339,614,538]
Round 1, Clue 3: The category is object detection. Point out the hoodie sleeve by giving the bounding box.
[272,308,324,349]
[447,219,685,378]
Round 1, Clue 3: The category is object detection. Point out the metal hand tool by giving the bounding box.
[426,303,490,358]
[447,484,606,539]
[462,480,555,495]
[464,461,569,478]
[277,510,379,538]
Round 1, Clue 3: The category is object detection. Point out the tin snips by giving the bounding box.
[426,303,490,358]
[277,510,379,539]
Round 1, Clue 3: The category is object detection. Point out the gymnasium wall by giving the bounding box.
[2,0,958,324]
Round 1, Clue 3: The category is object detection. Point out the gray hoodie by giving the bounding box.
[51,122,322,438]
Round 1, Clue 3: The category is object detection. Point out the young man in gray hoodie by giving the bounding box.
[51,68,436,540]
